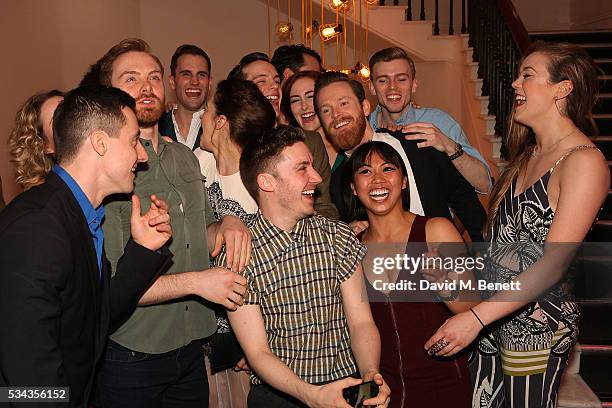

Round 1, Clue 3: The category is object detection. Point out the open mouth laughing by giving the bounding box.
[369,188,390,201]
[302,189,316,200]
[185,88,202,98]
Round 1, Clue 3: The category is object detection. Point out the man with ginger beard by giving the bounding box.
[228,52,338,219]
[89,38,252,408]
[315,71,486,242]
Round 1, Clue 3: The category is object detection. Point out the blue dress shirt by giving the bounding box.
[53,165,105,276]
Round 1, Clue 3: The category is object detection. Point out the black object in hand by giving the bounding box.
[343,380,379,407]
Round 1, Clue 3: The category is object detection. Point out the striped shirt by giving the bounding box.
[220,213,365,385]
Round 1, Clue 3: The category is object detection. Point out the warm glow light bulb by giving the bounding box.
[319,23,342,41]
[330,0,350,11]
[321,27,336,37]
[359,65,370,80]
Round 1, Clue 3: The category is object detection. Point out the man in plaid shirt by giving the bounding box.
[221,125,390,407]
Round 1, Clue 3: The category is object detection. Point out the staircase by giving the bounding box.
[531,30,612,408]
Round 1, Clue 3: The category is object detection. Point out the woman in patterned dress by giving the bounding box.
[425,41,609,407]
[194,78,276,407]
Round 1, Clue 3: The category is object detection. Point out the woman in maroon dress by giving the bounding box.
[343,141,478,407]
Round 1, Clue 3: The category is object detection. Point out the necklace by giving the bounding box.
[531,127,579,157]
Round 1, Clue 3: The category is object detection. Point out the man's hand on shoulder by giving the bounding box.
[186,267,247,310]
[209,215,252,272]
[401,122,456,155]
[130,194,172,251]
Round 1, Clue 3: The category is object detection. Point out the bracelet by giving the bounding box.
[448,142,464,161]
[470,308,485,328]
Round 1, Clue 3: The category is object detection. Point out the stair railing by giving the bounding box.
[377,0,467,35]
[377,0,531,158]
[467,0,530,157]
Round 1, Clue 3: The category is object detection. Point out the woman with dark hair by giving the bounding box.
[425,41,609,407]
[194,78,276,407]
[344,140,476,407]
[8,90,64,190]
[282,70,344,172]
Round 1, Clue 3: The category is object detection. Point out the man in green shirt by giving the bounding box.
[93,38,251,408]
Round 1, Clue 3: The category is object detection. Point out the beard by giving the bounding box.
[136,94,164,128]
[326,113,367,151]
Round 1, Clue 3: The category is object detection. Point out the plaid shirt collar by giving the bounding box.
[252,212,309,252]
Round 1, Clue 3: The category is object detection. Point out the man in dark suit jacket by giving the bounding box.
[314,72,486,241]
[0,86,173,407]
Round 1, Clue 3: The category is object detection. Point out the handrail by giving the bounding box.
[468,0,530,156]
[496,0,531,53]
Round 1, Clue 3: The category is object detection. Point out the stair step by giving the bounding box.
[599,190,612,218]
[596,60,612,76]
[587,219,612,241]
[587,44,612,60]
[575,251,612,299]
[595,93,612,114]
[558,372,602,408]
[580,351,612,402]
[577,302,612,344]
[581,344,612,354]
[593,135,612,158]
[531,30,612,44]
[601,76,612,94]
[595,114,612,134]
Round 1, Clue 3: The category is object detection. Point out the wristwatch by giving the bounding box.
[448,142,464,161]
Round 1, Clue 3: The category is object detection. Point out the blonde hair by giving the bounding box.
[8,90,63,190]
[485,41,601,235]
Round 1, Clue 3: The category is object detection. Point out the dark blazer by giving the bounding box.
[331,129,486,241]
[158,111,202,151]
[0,172,171,407]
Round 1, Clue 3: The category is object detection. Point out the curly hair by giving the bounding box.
[8,90,63,190]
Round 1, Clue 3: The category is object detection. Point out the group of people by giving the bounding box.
[0,37,608,408]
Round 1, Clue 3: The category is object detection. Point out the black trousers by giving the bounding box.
[93,340,209,408]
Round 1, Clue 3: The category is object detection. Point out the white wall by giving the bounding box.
[0,0,383,202]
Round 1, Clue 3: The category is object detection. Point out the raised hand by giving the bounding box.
[130,194,172,251]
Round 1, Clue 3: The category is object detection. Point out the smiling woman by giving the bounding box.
[282,70,343,172]
[342,141,477,408]
[426,41,610,408]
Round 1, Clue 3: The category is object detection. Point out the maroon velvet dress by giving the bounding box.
[365,215,471,407]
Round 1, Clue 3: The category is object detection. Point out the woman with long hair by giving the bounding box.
[8,90,64,190]
[194,78,276,406]
[282,70,344,173]
[344,140,477,407]
[425,41,609,407]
